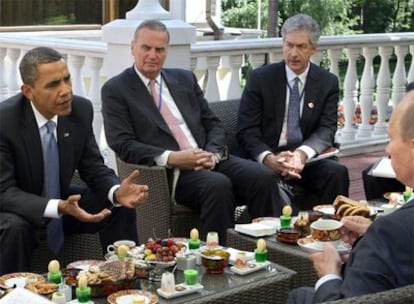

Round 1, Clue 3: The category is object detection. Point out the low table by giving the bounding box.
[227,228,318,289]
[92,261,295,304]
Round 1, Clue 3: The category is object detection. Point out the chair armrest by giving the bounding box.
[116,158,172,242]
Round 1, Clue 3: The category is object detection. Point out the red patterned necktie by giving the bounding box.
[149,79,192,150]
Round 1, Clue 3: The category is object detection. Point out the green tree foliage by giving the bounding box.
[221,0,414,35]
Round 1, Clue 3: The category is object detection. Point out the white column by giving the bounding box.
[310,50,323,66]
[269,50,283,64]
[340,48,360,141]
[87,57,104,140]
[357,47,377,138]
[391,45,408,106]
[68,55,86,97]
[407,45,414,83]
[327,49,342,79]
[126,0,171,20]
[169,0,186,20]
[6,48,21,95]
[226,54,243,100]
[373,46,392,136]
[205,56,220,101]
[249,53,266,69]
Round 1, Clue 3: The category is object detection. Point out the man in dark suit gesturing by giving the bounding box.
[102,20,287,244]
[0,47,149,274]
[237,14,349,208]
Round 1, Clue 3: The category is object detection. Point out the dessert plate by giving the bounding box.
[234,223,277,237]
[157,283,203,299]
[66,260,103,271]
[297,236,351,254]
[107,289,158,304]
[0,272,45,289]
[230,260,270,275]
[313,204,335,214]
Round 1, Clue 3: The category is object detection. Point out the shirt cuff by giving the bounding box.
[297,145,316,160]
[154,150,173,167]
[43,199,61,219]
[257,151,272,164]
[315,274,343,291]
[109,185,121,207]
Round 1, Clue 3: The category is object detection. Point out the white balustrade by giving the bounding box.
[0,31,413,155]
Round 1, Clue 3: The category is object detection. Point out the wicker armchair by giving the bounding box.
[31,172,102,273]
[321,284,414,304]
[115,99,251,241]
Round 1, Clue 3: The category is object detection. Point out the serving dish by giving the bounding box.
[230,260,270,275]
[157,283,203,299]
[107,289,158,304]
[297,236,351,254]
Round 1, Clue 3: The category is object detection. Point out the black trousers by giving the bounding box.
[0,186,137,275]
[175,155,287,245]
[362,163,404,200]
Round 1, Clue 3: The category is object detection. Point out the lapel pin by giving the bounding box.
[64,133,70,137]
[308,102,314,109]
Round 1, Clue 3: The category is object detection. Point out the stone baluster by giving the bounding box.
[204,56,220,101]
[269,50,283,63]
[373,46,392,136]
[68,55,86,97]
[408,45,414,83]
[226,54,243,100]
[327,49,342,79]
[0,47,7,101]
[357,47,377,138]
[249,53,266,69]
[87,56,104,140]
[391,45,408,107]
[340,48,360,141]
[6,48,21,95]
[310,50,323,66]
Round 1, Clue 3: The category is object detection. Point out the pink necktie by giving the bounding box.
[150,79,192,150]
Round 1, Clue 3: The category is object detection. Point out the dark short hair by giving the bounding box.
[19,47,63,86]
[133,19,170,43]
[281,14,321,46]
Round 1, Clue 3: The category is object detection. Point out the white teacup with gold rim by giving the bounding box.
[106,239,136,254]
[310,219,343,244]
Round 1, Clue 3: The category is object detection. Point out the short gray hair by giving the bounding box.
[19,47,63,86]
[281,14,321,46]
[133,19,170,43]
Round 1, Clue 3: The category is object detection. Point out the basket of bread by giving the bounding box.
[64,258,138,297]
[333,195,375,219]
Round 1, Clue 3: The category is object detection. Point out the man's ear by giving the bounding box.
[21,84,33,100]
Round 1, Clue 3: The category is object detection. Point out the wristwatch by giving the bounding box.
[214,147,229,164]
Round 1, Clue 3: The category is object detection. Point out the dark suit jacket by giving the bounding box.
[0,94,119,228]
[101,67,227,165]
[237,61,339,157]
[314,200,414,302]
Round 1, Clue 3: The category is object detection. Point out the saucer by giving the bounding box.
[297,236,351,254]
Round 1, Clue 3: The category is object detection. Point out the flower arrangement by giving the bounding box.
[337,103,378,127]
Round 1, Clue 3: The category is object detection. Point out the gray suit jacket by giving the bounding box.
[0,94,119,227]
[101,67,227,165]
[237,61,339,158]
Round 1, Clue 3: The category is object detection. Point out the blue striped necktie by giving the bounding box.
[287,77,303,148]
[43,121,64,253]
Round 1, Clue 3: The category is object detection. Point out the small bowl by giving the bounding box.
[307,210,324,223]
[277,228,301,243]
[310,219,343,242]
[200,249,230,274]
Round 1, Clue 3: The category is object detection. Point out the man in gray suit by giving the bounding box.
[102,20,287,244]
[237,14,349,209]
[0,47,149,274]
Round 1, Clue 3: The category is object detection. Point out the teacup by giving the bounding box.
[106,239,136,254]
[310,219,343,243]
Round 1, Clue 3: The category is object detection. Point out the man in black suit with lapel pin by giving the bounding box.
[237,14,349,209]
[0,47,149,274]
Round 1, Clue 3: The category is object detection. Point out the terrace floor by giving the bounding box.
[339,151,386,201]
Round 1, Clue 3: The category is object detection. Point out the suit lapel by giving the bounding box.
[273,64,287,134]
[22,102,44,193]
[300,64,320,131]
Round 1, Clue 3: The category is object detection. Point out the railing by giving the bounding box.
[1,31,413,159]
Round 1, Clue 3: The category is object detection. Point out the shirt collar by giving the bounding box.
[133,64,162,86]
[285,63,310,84]
[30,102,58,129]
